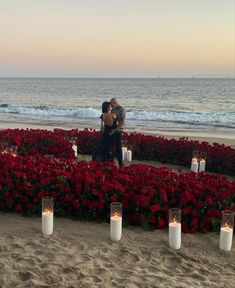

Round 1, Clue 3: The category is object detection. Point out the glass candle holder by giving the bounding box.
[126,150,132,162]
[122,147,127,161]
[219,210,234,251]
[110,202,122,241]
[191,157,199,173]
[199,158,206,172]
[42,197,54,237]
[9,146,17,157]
[169,208,181,250]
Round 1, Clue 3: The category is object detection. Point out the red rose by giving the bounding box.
[183,207,191,215]
[149,216,156,224]
[33,196,40,203]
[72,199,80,209]
[27,203,33,210]
[150,204,161,213]
[180,198,187,206]
[15,204,23,212]
[158,218,165,228]
[38,191,45,199]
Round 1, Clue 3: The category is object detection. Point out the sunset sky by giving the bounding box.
[0,0,234,77]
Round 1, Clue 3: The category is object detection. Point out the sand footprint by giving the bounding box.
[162,256,182,269]
[11,253,20,259]
[0,262,5,270]
[0,245,8,252]
[18,271,32,282]
[78,254,93,262]
[123,253,140,265]
[145,265,162,274]
[115,269,135,278]
[189,271,208,282]
[80,275,102,284]
[93,267,108,275]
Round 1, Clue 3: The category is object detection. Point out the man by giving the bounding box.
[110,98,126,166]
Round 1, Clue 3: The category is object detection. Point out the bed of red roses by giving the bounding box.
[0,149,234,233]
[0,128,235,175]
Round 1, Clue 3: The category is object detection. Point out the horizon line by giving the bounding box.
[0,76,234,79]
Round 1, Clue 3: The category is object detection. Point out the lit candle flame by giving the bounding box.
[223,223,231,230]
[113,212,120,218]
[44,208,53,214]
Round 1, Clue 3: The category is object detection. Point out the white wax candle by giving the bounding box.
[42,211,54,236]
[72,145,77,157]
[126,150,132,162]
[169,222,181,250]
[191,158,199,173]
[219,226,233,251]
[110,216,122,241]
[199,159,206,172]
[122,147,127,161]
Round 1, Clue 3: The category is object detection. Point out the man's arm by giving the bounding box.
[117,108,126,130]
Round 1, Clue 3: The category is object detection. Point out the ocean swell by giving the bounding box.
[0,104,234,128]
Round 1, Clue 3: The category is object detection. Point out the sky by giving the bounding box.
[0,0,234,78]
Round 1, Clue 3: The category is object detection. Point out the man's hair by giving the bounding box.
[110,98,118,106]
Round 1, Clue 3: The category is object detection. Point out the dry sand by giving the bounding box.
[151,130,235,148]
[0,214,234,288]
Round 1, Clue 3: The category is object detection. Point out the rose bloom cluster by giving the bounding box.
[0,151,234,233]
[1,129,235,176]
[54,129,235,176]
[0,129,74,159]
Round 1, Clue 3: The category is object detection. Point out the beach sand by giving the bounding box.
[0,124,234,287]
[0,214,234,288]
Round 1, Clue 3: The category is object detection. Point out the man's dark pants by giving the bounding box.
[113,131,122,166]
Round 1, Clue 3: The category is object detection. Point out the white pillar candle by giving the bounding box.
[42,211,54,236]
[126,150,132,162]
[199,159,206,172]
[122,147,127,161]
[219,226,233,251]
[110,215,122,241]
[72,145,77,157]
[169,222,181,250]
[191,158,198,173]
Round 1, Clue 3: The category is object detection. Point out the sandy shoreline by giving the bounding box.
[0,214,234,288]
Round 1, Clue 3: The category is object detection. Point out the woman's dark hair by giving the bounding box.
[102,101,111,113]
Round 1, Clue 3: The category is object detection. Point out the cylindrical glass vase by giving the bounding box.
[42,197,54,237]
[219,210,234,251]
[169,208,181,250]
[110,202,122,241]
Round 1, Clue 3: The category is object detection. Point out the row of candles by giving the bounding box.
[42,197,234,251]
[190,150,207,173]
[122,147,132,162]
[72,144,133,162]
[1,147,18,157]
[191,157,206,173]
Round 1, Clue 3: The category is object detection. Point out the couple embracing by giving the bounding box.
[93,98,126,166]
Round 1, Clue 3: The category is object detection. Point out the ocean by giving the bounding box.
[0,78,234,134]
